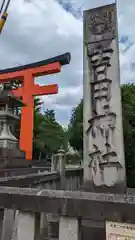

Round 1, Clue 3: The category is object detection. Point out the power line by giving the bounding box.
[4,0,11,12]
[0,0,6,14]
[0,0,11,15]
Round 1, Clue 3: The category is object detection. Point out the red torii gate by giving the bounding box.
[0,52,71,160]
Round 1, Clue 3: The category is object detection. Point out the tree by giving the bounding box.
[121,84,135,187]
[68,84,135,187]
[38,109,66,157]
[33,97,44,160]
[44,109,55,119]
[34,97,43,113]
[68,98,83,155]
[33,103,67,160]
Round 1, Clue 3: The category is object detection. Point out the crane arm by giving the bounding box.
[0,0,11,34]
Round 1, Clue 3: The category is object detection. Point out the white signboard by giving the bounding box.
[106,221,135,239]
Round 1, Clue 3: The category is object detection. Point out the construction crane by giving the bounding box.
[0,0,11,34]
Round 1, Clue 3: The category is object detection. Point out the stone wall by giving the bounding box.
[0,166,83,240]
[0,167,50,178]
[0,167,83,190]
[0,187,135,240]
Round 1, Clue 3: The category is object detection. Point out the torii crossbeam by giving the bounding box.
[0,52,71,160]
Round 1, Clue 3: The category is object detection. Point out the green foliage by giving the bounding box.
[121,84,135,187]
[29,84,135,186]
[66,153,81,165]
[68,84,135,187]
[33,100,67,160]
[34,97,43,113]
[68,98,83,155]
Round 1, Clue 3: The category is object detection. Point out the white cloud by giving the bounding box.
[0,0,83,126]
[41,85,82,108]
[0,0,134,126]
[118,0,135,83]
[41,86,82,126]
[57,0,114,12]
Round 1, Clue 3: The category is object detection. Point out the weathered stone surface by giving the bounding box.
[0,167,50,178]
[1,209,15,240]
[83,3,126,189]
[0,168,83,191]
[84,4,116,43]
[0,83,28,169]
[16,212,35,240]
[81,226,105,240]
[59,217,79,240]
[0,187,134,221]
[82,180,126,193]
[0,172,60,187]
[0,148,30,169]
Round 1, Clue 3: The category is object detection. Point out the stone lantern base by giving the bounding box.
[0,147,31,169]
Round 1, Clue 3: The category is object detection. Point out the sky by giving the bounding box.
[0,0,134,127]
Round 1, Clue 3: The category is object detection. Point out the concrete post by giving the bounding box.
[0,209,4,240]
[57,146,66,175]
[48,213,59,240]
[51,147,66,173]
[40,213,49,240]
[16,212,36,240]
[59,217,80,240]
[57,146,66,189]
[51,146,66,189]
[1,208,15,240]
[51,154,57,172]
[12,210,19,240]
[34,212,41,240]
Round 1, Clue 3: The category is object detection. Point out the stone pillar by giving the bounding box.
[51,147,65,173]
[16,212,36,240]
[12,210,19,240]
[40,213,49,240]
[59,217,80,240]
[48,214,59,240]
[83,16,93,183]
[1,208,15,240]
[51,154,57,172]
[34,212,41,240]
[51,146,66,189]
[0,209,4,239]
[57,147,66,176]
[83,3,126,192]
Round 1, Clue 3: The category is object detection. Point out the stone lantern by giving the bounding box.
[51,146,66,190]
[51,146,66,174]
[0,83,30,168]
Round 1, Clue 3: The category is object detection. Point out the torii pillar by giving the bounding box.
[0,52,71,160]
